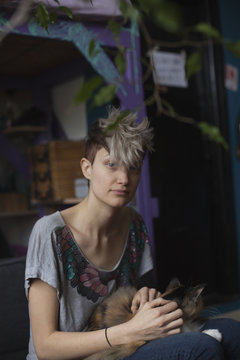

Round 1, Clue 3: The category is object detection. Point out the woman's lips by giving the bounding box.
[111,189,129,195]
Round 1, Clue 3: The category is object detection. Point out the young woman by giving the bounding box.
[25,108,240,360]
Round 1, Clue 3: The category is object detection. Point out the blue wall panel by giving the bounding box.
[219,0,240,284]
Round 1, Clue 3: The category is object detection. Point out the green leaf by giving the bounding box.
[59,6,73,19]
[88,39,100,58]
[91,84,116,107]
[185,51,202,79]
[197,122,229,150]
[74,76,104,104]
[108,18,121,41]
[136,0,150,14]
[225,40,240,58]
[128,7,140,22]
[114,49,126,76]
[88,39,95,57]
[53,0,60,4]
[154,2,182,33]
[119,0,139,23]
[35,3,50,32]
[161,98,175,117]
[194,22,221,39]
[49,11,58,24]
[119,0,130,23]
[104,109,131,133]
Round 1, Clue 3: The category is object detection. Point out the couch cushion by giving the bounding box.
[1,348,29,360]
[0,257,29,358]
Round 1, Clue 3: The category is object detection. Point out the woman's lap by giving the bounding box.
[126,318,240,360]
[126,332,224,360]
[202,317,240,360]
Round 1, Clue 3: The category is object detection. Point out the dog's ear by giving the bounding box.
[166,278,182,290]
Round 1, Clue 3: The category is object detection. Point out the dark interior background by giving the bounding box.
[144,0,239,301]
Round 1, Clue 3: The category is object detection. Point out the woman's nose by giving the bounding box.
[117,166,129,184]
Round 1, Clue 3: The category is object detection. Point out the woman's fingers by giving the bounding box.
[131,292,142,314]
[149,300,183,332]
[158,312,183,329]
[147,296,176,309]
[158,317,183,337]
[128,297,183,342]
[131,287,162,313]
[139,299,183,328]
[131,291,184,341]
[148,288,161,302]
[163,326,182,337]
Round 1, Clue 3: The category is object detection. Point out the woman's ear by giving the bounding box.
[80,157,92,180]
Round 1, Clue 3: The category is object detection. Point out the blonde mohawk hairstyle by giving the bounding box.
[98,107,154,168]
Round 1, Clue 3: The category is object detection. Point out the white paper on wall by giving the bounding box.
[151,50,188,88]
[225,64,238,91]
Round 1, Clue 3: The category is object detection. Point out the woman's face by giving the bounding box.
[86,147,142,208]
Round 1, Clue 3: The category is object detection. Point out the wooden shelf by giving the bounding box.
[0,210,38,218]
[62,198,84,204]
[3,126,46,135]
[31,198,84,205]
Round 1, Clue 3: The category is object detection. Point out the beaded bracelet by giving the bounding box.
[105,328,112,347]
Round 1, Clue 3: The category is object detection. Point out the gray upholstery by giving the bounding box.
[0,256,29,360]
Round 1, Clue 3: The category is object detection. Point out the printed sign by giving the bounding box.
[225,64,238,91]
[151,50,188,88]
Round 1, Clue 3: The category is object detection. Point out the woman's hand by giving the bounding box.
[131,287,161,314]
[127,297,183,342]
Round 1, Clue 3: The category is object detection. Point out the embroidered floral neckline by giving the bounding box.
[56,210,149,303]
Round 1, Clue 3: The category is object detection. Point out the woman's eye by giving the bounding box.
[130,166,140,172]
[108,162,115,168]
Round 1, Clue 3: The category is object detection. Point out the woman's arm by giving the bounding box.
[29,279,183,360]
[29,279,130,360]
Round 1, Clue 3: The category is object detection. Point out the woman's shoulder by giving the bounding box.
[129,206,144,223]
[31,211,65,237]
[27,211,66,264]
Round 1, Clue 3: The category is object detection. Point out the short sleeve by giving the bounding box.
[134,212,154,277]
[25,214,62,299]
[138,241,153,277]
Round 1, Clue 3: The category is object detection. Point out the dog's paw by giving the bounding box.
[202,329,222,342]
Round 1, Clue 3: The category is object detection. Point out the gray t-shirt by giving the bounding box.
[25,209,153,360]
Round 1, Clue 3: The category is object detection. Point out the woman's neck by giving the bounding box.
[61,196,130,246]
[61,198,131,269]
